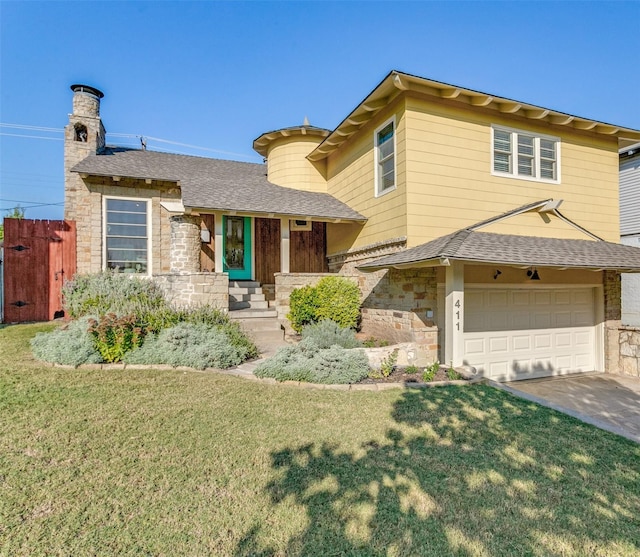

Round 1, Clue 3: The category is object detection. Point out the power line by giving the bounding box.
[0,122,261,161]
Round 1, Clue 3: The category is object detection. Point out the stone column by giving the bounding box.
[170,215,201,273]
[280,217,290,274]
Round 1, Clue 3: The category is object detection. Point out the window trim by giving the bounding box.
[102,196,152,276]
[491,125,561,184]
[374,115,397,197]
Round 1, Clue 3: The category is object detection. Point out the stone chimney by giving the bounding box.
[64,84,106,272]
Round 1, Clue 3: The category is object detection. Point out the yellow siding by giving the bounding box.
[267,136,327,192]
[326,102,407,250]
[464,265,603,285]
[326,222,363,254]
[404,96,620,245]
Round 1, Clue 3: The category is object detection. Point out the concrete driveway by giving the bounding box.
[495,373,640,443]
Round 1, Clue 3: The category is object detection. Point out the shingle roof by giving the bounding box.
[71,148,366,221]
[359,229,640,271]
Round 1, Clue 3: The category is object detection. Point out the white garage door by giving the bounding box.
[463,288,596,381]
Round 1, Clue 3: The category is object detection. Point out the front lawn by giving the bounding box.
[1,323,639,556]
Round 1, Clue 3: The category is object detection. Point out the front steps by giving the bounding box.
[228,281,286,353]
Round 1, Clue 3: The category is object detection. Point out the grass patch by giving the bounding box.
[2,323,639,555]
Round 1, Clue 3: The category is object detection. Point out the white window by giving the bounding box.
[492,126,560,183]
[104,197,150,274]
[375,117,396,196]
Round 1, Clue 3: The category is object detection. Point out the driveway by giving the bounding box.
[495,373,640,443]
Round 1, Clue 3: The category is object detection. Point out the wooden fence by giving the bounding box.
[3,219,76,323]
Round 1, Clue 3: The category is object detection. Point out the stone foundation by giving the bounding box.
[154,272,229,309]
[617,327,640,377]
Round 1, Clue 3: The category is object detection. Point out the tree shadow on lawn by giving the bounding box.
[234,385,640,556]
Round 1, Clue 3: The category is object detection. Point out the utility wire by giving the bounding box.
[1,122,260,161]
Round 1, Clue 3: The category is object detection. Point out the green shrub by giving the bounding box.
[87,314,144,363]
[63,271,168,319]
[287,285,319,333]
[380,349,398,378]
[254,338,369,384]
[301,320,361,349]
[124,322,252,370]
[31,317,102,367]
[405,365,419,375]
[446,367,462,380]
[314,276,360,329]
[287,276,360,333]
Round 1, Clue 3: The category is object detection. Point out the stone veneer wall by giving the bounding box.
[603,270,640,376]
[68,177,179,275]
[617,327,640,377]
[170,215,201,273]
[327,237,439,358]
[154,273,229,310]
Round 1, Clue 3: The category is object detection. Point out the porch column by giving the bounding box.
[214,211,224,273]
[169,215,200,273]
[444,260,464,367]
[280,217,290,274]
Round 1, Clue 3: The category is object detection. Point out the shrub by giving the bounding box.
[287,276,360,333]
[87,314,144,363]
[287,285,319,333]
[314,276,360,329]
[31,317,102,367]
[301,320,361,349]
[254,338,369,384]
[124,322,252,370]
[63,271,168,319]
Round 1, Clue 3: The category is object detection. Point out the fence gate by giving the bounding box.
[3,219,76,323]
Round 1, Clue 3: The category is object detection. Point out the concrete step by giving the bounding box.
[229,286,263,296]
[228,308,278,319]
[230,280,261,289]
[229,300,269,311]
[229,293,266,303]
[249,329,286,343]
[234,317,282,332]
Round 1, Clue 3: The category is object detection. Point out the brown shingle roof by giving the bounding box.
[359,230,640,271]
[71,148,366,222]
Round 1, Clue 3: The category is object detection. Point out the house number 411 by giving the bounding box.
[455,298,462,331]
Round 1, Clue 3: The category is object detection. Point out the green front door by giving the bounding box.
[223,216,252,280]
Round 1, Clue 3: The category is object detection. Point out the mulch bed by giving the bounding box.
[359,367,453,384]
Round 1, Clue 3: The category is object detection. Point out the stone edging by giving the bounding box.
[50,360,486,391]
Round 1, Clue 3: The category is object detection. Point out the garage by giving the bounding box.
[463,287,598,381]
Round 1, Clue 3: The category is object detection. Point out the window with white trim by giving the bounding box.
[375,117,396,195]
[104,198,150,274]
[492,126,560,183]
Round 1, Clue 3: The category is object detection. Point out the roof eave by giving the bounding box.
[309,70,640,161]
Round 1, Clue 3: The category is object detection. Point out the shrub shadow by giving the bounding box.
[234,385,640,556]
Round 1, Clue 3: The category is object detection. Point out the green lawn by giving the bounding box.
[1,323,639,556]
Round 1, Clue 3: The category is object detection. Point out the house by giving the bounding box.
[620,142,640,326]
[64,73,640,381]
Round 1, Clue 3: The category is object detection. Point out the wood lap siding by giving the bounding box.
[255,218,281,285]
[290,222,328,273]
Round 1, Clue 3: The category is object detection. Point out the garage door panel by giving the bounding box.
[488,291,508,307]
[512,335,531,351]
[555,312,572,327]
[464,287,596,380]
[534,291,551,305]
[489,337,508,353]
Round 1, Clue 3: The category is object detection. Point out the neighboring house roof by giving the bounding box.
[359,230,640,272]
[308,70,640,161]
[71,148,366,222]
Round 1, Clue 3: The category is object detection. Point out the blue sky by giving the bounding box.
[1,1,639,220]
